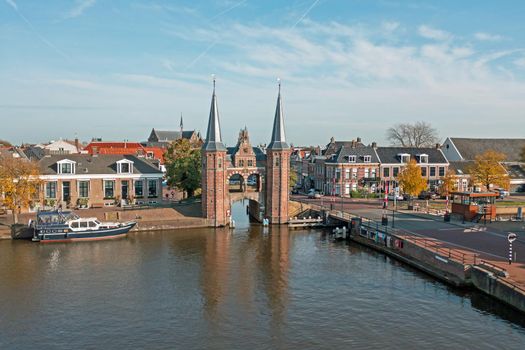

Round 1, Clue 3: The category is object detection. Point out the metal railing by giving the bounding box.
[329,209,479,266]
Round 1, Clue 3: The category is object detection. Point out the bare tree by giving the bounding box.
[386,121,439,148]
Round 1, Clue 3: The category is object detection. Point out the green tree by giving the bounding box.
[468,150,509,191]
[164,139,201,198]
[397,159,427,198]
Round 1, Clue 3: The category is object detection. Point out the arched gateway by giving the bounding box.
[201,80,290,227]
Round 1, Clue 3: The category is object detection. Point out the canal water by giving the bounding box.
[1,202,524,350]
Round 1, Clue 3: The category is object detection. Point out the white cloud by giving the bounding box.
[382,21,400,32]
[65,0,96,19]
[514,57,525,68]
[5,0,17,10]
[418,25,451,41]
[474,32,504,41]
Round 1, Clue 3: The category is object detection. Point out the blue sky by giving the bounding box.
[1,0,525,146]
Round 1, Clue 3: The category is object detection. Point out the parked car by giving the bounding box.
[308,191,322,199]
[418,191,438,200]
[495,189,510,199]
[387,193,404,201]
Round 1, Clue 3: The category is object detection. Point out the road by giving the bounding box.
[292,195,525,270]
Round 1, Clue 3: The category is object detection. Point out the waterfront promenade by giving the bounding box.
[292,195,525,292]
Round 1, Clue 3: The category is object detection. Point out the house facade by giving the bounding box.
[36,154,163,211]
[298,139,449,196]
[376,146,449,193]
[324,144,380,196]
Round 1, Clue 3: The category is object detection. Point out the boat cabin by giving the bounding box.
[69,218,102,231]
[450,191,498,222]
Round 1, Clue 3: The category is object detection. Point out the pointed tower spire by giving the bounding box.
[180,113,184,133]
[268,78,289,150]
[203,74,226,151]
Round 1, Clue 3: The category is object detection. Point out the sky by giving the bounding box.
[1,0,525,147]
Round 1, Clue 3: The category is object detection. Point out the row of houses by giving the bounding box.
[0,126,203,212]
[292,137,525,196]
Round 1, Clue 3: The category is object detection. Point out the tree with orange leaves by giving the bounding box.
[0,157,41,224]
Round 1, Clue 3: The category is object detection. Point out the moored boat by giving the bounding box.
[31,210,136,243]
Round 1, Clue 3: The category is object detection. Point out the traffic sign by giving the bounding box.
[508,233,517,243]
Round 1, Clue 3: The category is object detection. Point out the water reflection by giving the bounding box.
[1,201,524,349]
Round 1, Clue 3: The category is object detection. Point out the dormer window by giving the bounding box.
[117,159,134,174]
[363,155,371,163]
[417,154,429,163]
[398,153,410,163]
[57,159,76,174]
[347,155,356,163]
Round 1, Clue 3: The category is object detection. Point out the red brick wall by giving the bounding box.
[265,150,290,224]
[202,150,230,227]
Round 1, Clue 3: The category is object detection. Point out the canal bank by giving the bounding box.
[1,200,310,239]
[326,211,525,314]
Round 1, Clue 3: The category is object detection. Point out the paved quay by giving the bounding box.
[292,195,525,293]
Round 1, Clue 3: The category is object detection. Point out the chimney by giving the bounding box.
[435,143,440,149]
[75,137,79,152]
[372,142,377,149]
[356,137,362,143]
[351,140,356,148]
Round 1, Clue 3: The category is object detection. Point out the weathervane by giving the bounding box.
[277,77,281,93]
[212,74,216,91]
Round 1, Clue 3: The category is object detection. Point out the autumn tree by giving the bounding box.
[468,150,509,191]
[0,140,12,147]
[289,169,298,189]
[439,169,457,197]
[164,138,201,198]
[386,121,439,148]
[0,157,41,224]
[397,159,427,198]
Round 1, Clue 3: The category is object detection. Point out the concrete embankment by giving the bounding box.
[345,223,525,313]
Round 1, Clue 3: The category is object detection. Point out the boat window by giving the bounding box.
[80,221,88,228]
[71,222,79,228]
[95,220,101,225]
[88,221,97,228]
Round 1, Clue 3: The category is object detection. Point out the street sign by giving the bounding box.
[508,233,517,243]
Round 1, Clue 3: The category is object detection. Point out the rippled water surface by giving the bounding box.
[1,203,524,349]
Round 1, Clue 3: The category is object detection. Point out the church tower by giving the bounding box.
[265,80,290,224]
[202,78,230,227]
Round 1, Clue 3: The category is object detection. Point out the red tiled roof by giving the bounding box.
[84,142,165,164]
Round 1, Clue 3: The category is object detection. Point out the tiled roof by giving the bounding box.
[376,147,448,164]
[325,145,380,164]
[448,161,475,175]
[450,137,525,162]
[323,140,365,156]
[504,164,525,179]
[150,129,196,142]
[39,154,162,175]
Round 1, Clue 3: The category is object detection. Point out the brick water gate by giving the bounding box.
[201,80,290,227]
